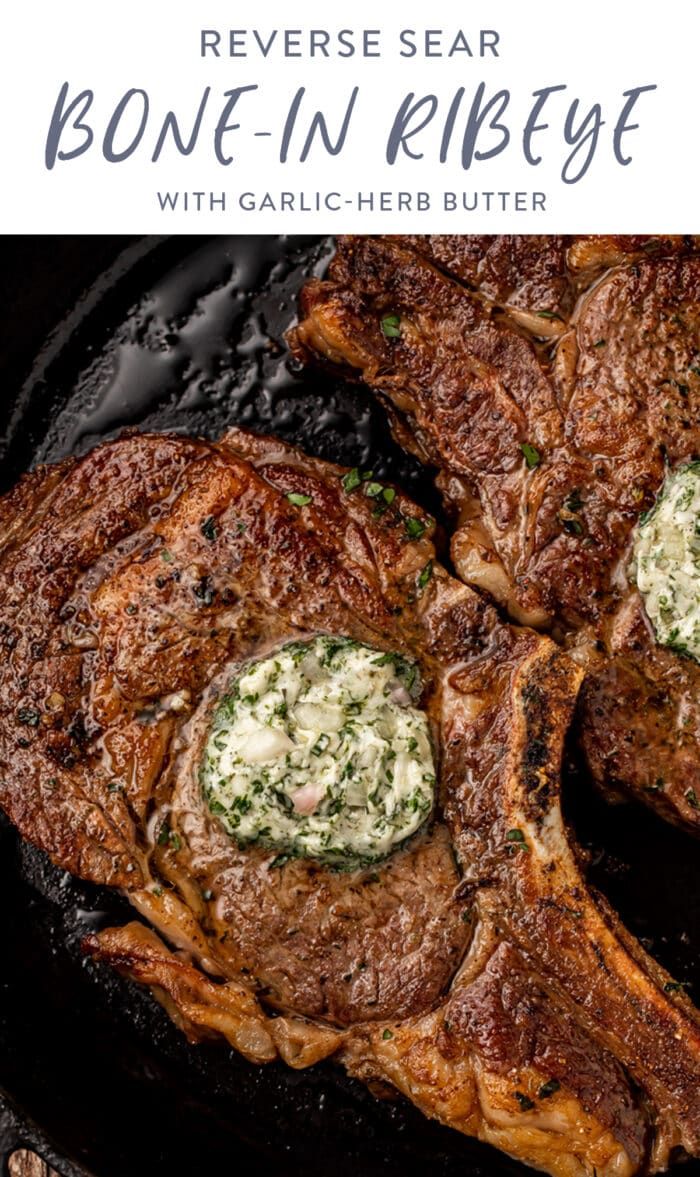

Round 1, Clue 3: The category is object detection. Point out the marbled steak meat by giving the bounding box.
[1,429,700,1175]
[290,234,700,832]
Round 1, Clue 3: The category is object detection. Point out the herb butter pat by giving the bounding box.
[201,636,435,868]
[633,462,700,661]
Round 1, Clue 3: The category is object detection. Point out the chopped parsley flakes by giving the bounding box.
[380,313,402,339]
[200,516,218,542]
[520,443,541,469]
[405,517,426,540]
[418,560,433,591]
[342,468,363,493]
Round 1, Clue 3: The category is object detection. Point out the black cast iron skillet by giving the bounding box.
[0,236,698,1177]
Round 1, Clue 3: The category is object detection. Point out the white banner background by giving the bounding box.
[0,0,695,232]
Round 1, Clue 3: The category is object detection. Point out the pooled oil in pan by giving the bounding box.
[0,236,698,1177]
[1,237,439,511]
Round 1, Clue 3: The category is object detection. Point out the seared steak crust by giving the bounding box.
[2,429,700,1174]
[290,235,700,831]
[445,941,644,1157]
[397,234,576,325]
[0,430,470,1025]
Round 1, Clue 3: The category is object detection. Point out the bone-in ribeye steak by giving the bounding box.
[1,428,700,1175]
[290,234,700,833]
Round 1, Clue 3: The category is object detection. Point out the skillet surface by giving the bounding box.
[0,236,698,1177]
